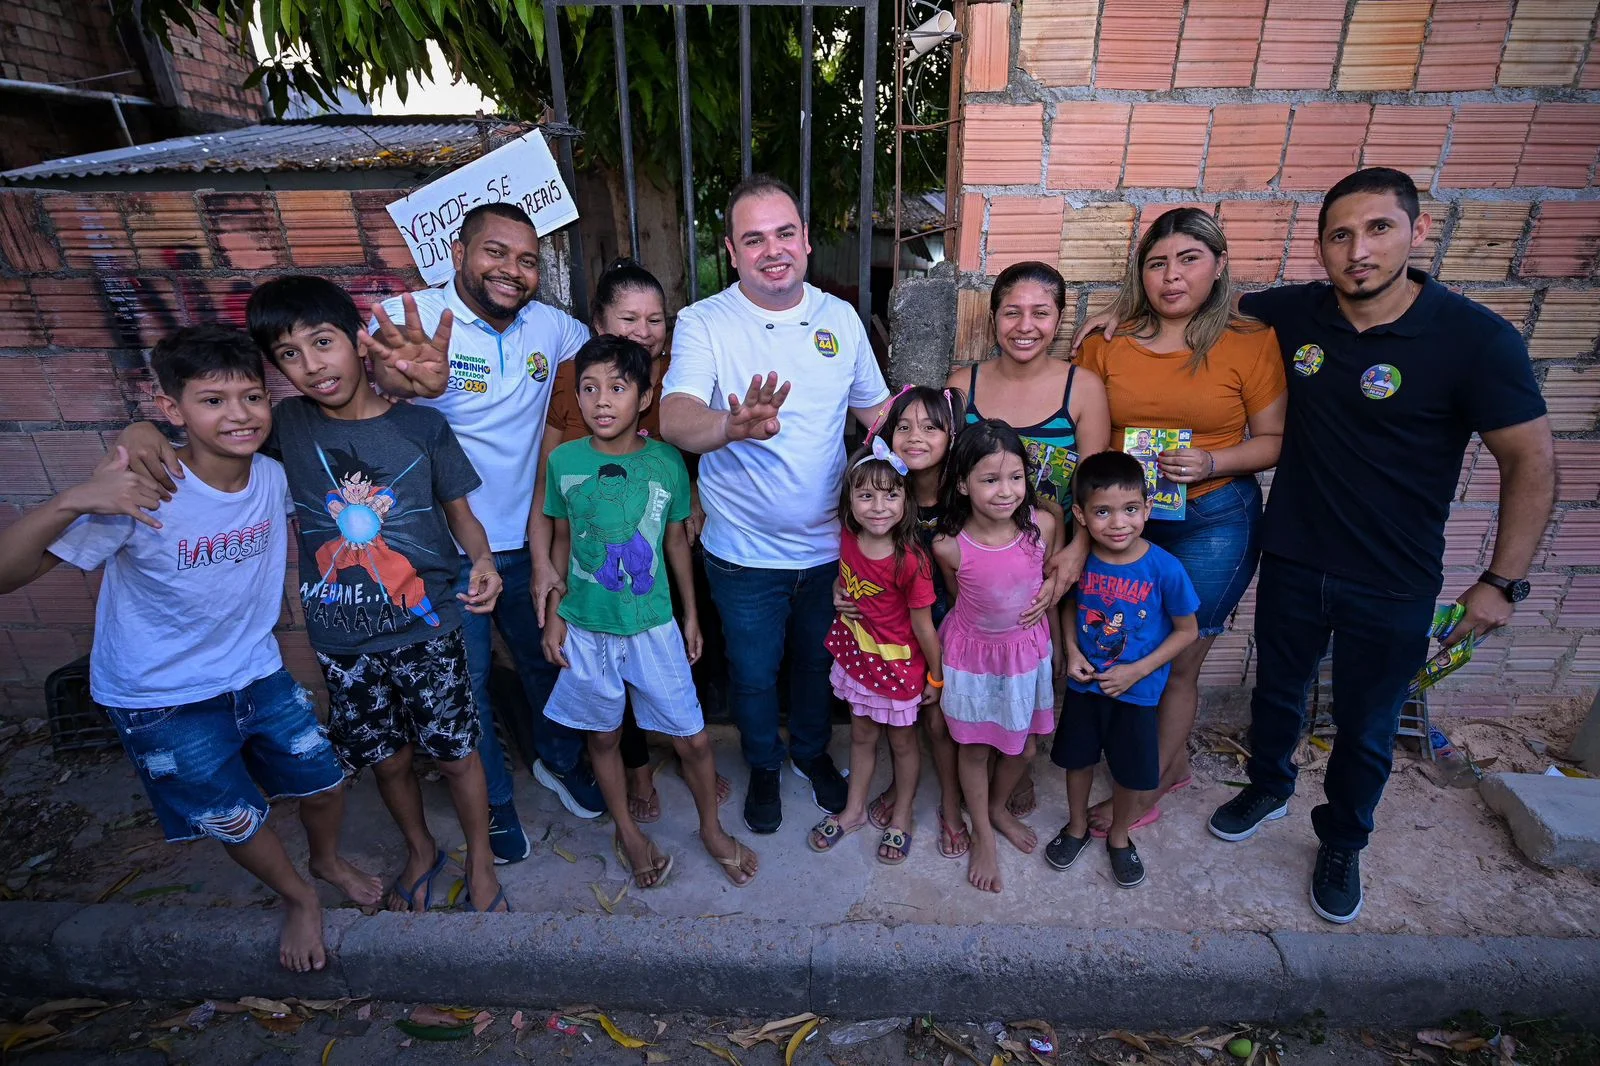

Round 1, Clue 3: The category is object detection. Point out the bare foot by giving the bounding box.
[386,850,441,913]
[310,856,383,909]
[1005,774,1037,818]
[704,831,759,885]
[991,805,1038,854]
[279,894,326,972]
[967,835,1002,893]
[715,774,733,806]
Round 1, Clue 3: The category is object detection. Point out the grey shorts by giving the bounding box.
[544,620,704,736]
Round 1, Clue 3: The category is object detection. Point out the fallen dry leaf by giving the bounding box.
[22,1000,106,1023]
[474,1011,494,1037]
[239,997,294,1016]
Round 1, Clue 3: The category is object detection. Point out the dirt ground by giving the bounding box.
[1,702,1597,937]
[8,996,1583,1066]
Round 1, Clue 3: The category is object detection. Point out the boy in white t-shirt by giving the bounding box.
[0,327,380,973]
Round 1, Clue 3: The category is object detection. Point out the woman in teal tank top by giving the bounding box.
[947,261,1110,513]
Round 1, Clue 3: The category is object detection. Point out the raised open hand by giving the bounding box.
[359,293,452,397]
[726,372,791,443]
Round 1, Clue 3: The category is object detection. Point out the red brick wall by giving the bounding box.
[955,0,1600,717]
[164,12,269,124]
[0,5,265,169]
[0,189,422,712]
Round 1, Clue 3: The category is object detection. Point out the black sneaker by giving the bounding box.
[1107,840,1146,888]
[1208,786,1289,842]
[1310,842,1363,924]
[792,753,848,814]
[487,799,531,864]
[744,767,783,834]
[1044,826,1091,871]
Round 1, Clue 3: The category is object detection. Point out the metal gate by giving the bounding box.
[539,0,879,325]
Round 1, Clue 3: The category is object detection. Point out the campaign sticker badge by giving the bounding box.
[1292,344,1325,377]
[1360,363,1402,400]
[526,351,550,382]
[813,329,839,357]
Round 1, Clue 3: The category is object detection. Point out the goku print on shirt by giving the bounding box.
[299,444,440,633]
[560,452,673,625]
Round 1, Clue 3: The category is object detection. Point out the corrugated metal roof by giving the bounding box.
[2,117,541,183]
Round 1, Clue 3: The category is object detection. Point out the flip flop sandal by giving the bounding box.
[467,882,512,913]
[867,790,895,830]
[714,837,757,887]
[628,788,662,824]
[614,836,674,889]
[388,849,452,913]
[937,811,971,859]
[1090,804,1162,839]
[878,826,911,866]
[807,814,864,853]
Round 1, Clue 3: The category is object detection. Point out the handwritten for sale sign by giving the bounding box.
[385,129,579,285]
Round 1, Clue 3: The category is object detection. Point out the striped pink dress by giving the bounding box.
[937,523,1055,755]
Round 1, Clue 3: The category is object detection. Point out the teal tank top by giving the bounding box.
[964,362,1080,504]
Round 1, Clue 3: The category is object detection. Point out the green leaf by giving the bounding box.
[390,0,427,38]
[512,0,544,60]
[339,0,363,43]
[260,0,280,54]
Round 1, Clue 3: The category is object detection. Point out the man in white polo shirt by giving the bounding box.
[365,203,604,860]
[660,175,890,834]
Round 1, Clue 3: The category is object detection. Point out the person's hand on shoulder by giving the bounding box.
[111,423,181,497]
[1070,310,1119,355]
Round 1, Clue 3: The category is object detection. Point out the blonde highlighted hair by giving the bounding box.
[1107,207,1263,374]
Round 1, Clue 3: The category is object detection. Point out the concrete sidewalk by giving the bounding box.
[3,723,1599,1025]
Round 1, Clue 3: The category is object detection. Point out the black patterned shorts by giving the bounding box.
[316,629,481,771]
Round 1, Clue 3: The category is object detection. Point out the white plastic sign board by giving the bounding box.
[385,129,579,285]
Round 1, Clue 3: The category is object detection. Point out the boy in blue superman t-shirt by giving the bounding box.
[1047,451,1199,888]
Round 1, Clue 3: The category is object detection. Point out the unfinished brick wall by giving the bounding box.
[954,0,1600,716]
[0,5,265,169]
[0,188,424,712]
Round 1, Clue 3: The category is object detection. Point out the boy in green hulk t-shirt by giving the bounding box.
[541,335,760,891]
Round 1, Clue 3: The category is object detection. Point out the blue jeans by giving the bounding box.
[1247,553,1433,850]
[1142,476,1262,638]
[702,551,838,772]
[455,549,585,807]
[106,668,344,844]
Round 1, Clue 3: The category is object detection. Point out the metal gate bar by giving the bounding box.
[545,0,877,324]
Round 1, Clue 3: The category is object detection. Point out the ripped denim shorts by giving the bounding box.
[105,668,344,844]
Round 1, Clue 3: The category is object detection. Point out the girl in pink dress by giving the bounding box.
[809,438,944,865]
[932,420,1064,893]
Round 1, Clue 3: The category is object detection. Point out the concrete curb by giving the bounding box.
[2,902,1597,1027]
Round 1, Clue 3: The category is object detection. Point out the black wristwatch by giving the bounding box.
[1478,570,1531,603]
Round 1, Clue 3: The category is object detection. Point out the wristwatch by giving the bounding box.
[1478,570,1531,603]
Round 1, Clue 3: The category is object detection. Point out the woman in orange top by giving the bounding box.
[537,257,727,823]
[1074,207,1287,835]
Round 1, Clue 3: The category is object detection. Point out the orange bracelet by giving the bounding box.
[926,673,944,688]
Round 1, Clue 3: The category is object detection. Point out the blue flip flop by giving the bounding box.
[389,850,452,913]
[468,884,511,913]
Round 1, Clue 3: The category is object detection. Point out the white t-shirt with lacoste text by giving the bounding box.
[48,455,292,709]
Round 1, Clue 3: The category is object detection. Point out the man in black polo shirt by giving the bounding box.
[1205,168,1555,923]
